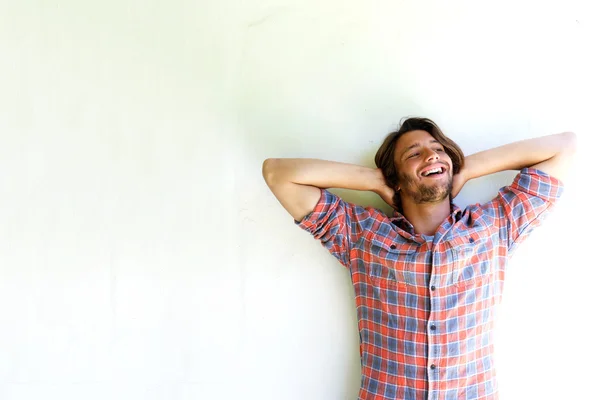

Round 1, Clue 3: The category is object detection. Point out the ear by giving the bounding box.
[394,179,403,192]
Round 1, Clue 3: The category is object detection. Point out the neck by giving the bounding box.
[400,198,451,236]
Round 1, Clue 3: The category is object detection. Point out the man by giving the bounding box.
[261,117,576,400]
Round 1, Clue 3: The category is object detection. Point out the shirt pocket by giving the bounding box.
[366,246,415,328]
[450,235,493,288]
[367,242,418,287]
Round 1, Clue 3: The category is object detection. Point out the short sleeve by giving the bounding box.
[294,189,374,268]
[478,168,564,255]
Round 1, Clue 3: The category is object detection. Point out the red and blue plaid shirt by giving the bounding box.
[295,168,563,400]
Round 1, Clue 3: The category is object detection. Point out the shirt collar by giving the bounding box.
[390,204,463,233]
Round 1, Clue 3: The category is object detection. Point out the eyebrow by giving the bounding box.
[401,139,441,159]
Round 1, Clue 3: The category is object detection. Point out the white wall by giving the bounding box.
[0,1,597,399]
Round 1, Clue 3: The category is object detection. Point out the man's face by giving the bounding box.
[394,130,453,204]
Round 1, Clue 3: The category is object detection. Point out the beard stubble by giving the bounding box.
[398,171,453,204]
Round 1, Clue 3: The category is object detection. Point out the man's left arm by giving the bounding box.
[455,131,577,190]
[454,131,577,253]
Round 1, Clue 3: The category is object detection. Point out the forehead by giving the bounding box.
[394,130,437,154]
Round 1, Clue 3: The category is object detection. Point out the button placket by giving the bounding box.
[427,259,440,392]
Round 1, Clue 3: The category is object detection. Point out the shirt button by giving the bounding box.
[469,237,474,243]
[430,324,436,331]
[390,245,396,249]
[430,285,436,291]
[430,364,436,370]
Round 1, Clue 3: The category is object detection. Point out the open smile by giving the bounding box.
[420,164,448,178]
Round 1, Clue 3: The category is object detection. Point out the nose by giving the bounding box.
[424,148,439,162]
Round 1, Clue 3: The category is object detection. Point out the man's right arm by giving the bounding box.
[261,158,391,221]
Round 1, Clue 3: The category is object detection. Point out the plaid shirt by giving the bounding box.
[295,168,563,400]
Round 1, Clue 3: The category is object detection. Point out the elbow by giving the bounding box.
[262,158,280,186]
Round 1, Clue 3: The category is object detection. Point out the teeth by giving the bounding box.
[424,167,442,176]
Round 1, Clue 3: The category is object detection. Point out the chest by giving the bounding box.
[353,225,500,289]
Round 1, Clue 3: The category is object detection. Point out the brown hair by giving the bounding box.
[374,117,464,210]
